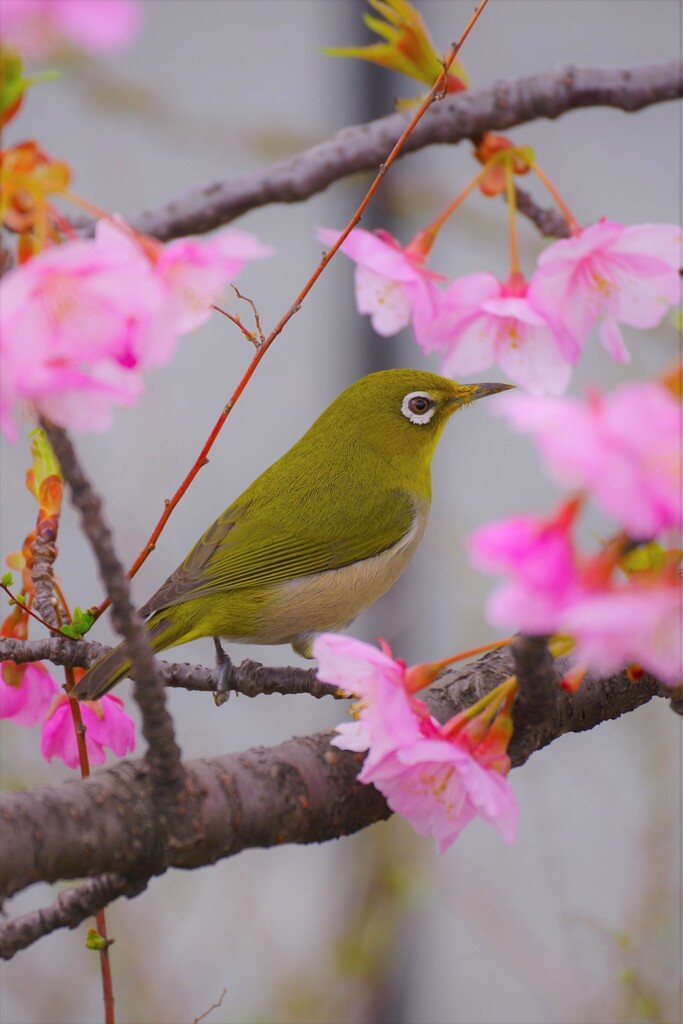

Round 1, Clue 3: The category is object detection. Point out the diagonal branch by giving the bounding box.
[39,422,186,826]
[103,61,683,242]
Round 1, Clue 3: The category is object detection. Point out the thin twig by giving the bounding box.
[231,285,265,345]
[211,304,258,346]
[193,988,228,1024]
[0,585,59,634]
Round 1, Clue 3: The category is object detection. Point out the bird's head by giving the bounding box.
[331,368,512,470]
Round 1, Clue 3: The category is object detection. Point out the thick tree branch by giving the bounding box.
[0,646,664,922]
[106,61,682,242]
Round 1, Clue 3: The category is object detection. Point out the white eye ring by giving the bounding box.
[401,391,436,425]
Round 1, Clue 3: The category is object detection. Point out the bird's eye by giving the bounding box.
[401,392,436,425]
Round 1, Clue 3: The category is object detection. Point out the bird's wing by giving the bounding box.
[139,488,417,617]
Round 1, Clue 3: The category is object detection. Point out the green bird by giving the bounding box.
[74,369,510,701]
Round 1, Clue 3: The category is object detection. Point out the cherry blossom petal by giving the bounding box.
[565,582,682,686]
[0,0,142,60]
[499,383,683,536]
[354,266,413,335]
[0,663,59,726]
[317,227,424,283]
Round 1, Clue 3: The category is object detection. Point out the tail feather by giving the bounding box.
[73,615,173,700]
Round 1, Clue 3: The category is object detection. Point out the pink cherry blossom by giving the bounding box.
[0,219,272,438]
[413,272,573,394]
[368,725,518,852]
[468,503,580,633]
[314,634,423,765]
[0,0,142,61]
[315,634,518,850]
[97,221,274,335]
[317,227,442,337]
[565,577,682,687]
[0,230,161,437]
[529,220,682,362]
[0,663,59,726]
[41,692,135,768]
[498,382,683,537]
[470,505,682,685]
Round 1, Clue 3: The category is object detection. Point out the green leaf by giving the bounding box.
[0,48,59,119]
[85,928,113,952]
[59,606,94,639]
[1,572,13,588]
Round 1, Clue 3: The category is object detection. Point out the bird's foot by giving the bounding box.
[213,638,236,707]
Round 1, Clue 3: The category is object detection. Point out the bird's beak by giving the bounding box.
[447,381,515,408]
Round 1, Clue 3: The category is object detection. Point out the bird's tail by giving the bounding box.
[73,614,176,701]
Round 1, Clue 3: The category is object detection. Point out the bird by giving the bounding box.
[73,369,511,702]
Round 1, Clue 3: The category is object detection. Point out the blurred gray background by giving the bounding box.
[0,2,680,1022]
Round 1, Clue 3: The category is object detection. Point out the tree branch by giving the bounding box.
[0,646,664,920]
[104,61,683,242]
[39,422,187,833]
[0,874,147,959]
[0,636,339,700]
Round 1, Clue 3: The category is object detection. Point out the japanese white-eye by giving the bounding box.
[74,369,510,700]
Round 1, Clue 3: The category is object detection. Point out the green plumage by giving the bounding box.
[75,370,509,700]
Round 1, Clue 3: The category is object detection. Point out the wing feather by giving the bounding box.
[140,488,416,618]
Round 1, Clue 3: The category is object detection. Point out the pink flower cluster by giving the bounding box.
[0,660,135,766]
[0,0,143,61]
[321,220,681,394]
[469,381,682,686]
[315,634,518,852]
[0,219,272,439]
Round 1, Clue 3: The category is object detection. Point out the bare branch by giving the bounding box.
[513,186,570,238]
[0,636,339,700]
[91,61,683,242]
[0,875,147,960]
[39,422,186,817]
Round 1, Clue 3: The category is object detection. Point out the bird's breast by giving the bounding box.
[248,505,429,646]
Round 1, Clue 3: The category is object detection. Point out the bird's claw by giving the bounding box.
[213,637,236,707]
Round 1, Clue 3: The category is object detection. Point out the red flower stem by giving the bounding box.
[95,909,115,1024]
[53,584,116,1024]
[63,666,116,1024]
[92,0,491,621]
[504,160,521,277]
[419,162,494,246]
[530,162,581,234]
[448,635,514,663]
[62,189,114,224]
[0,583,61,633]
